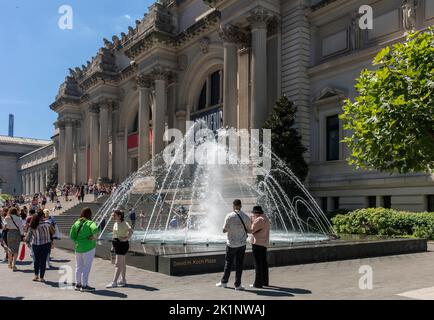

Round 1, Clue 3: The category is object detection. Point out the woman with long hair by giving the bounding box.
[106,210,133,288]
[4,207,24,271]
[69,207,99,292]
[26,210,55,282]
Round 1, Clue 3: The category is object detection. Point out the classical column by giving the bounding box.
[137,75,151,167]
[151,67,169,159]
[99,102,110,183]
[220,25,240,129]
[64,119,73,184]
[21,175,25,196]
[31,172,36,195]
[45,167,49,191]
[39,170,45,194]
[176,110,187,135]
[89,106,100,183]
[248,8,272,129]
[26,173,30,195]
[111,107,119,182]
[57,122,65,185]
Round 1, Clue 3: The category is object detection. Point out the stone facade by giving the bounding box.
[47,0,434,211]
[18,142,56,195]
[0,136,51,195]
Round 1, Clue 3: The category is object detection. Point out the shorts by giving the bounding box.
[112,239,129,256]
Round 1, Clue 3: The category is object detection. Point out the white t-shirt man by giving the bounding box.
[222,210,251,248]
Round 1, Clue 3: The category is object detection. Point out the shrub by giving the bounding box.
[331,208,434,240]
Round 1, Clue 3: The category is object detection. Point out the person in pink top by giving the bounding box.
[250,206,270,288]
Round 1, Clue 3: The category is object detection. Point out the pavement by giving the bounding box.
[1,243,434,300]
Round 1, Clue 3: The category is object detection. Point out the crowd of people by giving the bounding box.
[1,194,270,292]
[0,202,59,277]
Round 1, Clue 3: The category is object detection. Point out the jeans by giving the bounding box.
[221,245,246,287]
[75,248,95,287]
[252,244,269,287]
[33,243,51,278]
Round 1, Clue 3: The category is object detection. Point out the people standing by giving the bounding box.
[250,206,270,288]
[139,211,146,230]
[79,185,85,203]
[26,210,55,282]
[93,186,99,201]
[44,209,57,269]
[69,207,99,292]
[4,207,24,271]
[216,199,251,290]
[106,210,133,288]
[128,208,136,229]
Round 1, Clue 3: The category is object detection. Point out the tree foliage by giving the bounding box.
[341,28,434,174]
[47,163,58,190]
[263,96,308,181]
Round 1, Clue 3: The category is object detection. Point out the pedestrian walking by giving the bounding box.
[69,207,99,292]
[128,208,136,229]
[26,210,55,282]
[216,199,251,290]
[4,207,24,271]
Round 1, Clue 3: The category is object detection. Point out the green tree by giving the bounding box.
[263,95,308,181]
[341,28,434,174]
[46,163,58,190]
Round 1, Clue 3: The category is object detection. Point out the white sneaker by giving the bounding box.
[216,282,227,288]
[106,282,118,288]
[117,281,127,287]
[235,285,245,291]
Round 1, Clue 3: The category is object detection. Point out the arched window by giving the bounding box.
[196,69,222,111]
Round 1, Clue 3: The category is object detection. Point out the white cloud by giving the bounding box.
[123,14,132,20]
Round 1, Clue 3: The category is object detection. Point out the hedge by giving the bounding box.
[331,208,434,240]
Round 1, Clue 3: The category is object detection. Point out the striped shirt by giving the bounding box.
[29,222,52,246]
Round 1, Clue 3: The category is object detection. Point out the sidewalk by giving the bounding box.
[1,244,434,300]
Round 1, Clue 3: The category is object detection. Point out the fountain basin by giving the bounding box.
[55,236,427,276]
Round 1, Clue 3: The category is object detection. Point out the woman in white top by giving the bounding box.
[106,210,133,288]
[4,207,24,271]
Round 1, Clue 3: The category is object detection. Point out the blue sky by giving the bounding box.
[0,0,153,140]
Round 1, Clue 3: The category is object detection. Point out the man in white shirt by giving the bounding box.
[216,199,251,290]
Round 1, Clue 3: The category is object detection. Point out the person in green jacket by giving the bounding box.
[69,207,99,292]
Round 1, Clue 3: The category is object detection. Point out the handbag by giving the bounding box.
[10,215,24,241]
[19,243,26,261]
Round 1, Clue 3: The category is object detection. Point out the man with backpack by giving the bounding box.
[216,199,251,291]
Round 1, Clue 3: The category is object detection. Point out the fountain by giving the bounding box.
[94,121,334,247]
[78,121,426,276]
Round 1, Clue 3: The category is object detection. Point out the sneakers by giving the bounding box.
[235,285,245,291]
[117,281,127,287]
[216,282,228,288]
[74,284,82,291]
[106,282,118,288]
[80,286,95,292]
[249,284,263,289]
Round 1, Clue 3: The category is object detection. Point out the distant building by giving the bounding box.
[8,114,14,137]
[0,135,52,195]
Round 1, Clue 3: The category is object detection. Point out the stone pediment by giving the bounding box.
[315,87,346,102]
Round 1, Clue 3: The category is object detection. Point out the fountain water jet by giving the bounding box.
[94,121,335,246]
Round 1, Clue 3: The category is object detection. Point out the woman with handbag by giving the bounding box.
[4,207,24,271]
[249,206,270,289]
[69,207,99,292]
[26,210,55,282]
[106,210,133,288]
